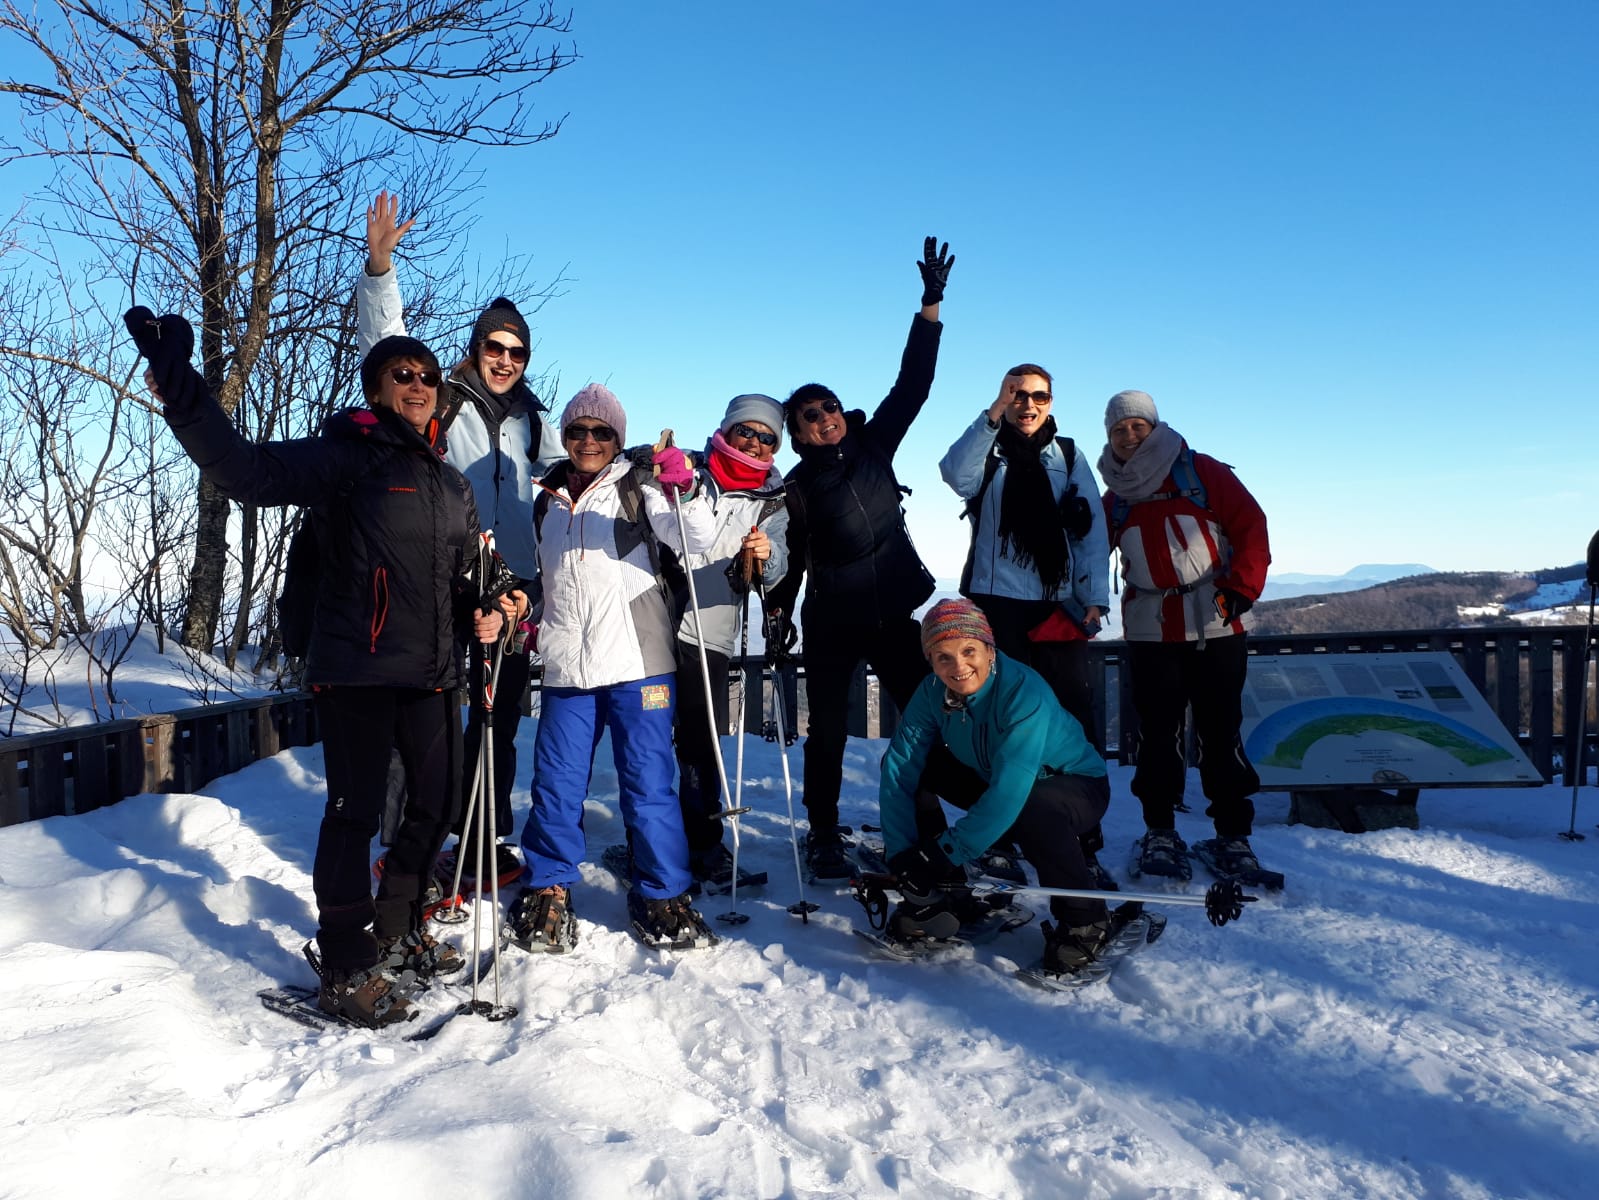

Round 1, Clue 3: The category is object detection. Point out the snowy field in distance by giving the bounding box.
[4,704,1599,1198]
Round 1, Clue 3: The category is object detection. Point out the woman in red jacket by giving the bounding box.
[1098,390,1271,881]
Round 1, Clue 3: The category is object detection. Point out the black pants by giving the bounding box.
[313,686,464,970]
[970,593,1105,858]
[917,769,1111,926]
[458,646,529,854]
[1127,635,1260,837]
[799,614,929,834]
[674,639,731,854]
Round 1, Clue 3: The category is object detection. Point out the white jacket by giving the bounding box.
[940,412,1110,612]
[356,267,562,580]
[537,459,716,690]
[675,466,789,656]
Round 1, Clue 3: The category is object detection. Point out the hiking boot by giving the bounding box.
[627,891,714,947]
[1041,916,1111,975]
[379,928,465,980]
[1084,853,1120,893]
[975,848,1027,885]
[689,843,736,885]
[506,884,579,953]
[888,897,961,942]
[1137,828,1190,878]
[316,964,414,1029]
[1211,836,1262,876]
[805,830,852,881]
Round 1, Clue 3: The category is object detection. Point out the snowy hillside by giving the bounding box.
[4,715,1599,1199]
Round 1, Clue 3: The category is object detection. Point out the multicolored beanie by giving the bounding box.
[560,383,627,447]
[920,598,996,658]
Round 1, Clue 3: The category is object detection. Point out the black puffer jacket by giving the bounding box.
[163,396,481,689]
[767,315,941,632]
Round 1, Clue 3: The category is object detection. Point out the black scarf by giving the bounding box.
[995,415,1069,595]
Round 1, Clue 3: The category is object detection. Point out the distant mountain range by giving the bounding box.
[1260,564,1436,602]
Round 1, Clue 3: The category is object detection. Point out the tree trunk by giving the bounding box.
[181,479,231,651]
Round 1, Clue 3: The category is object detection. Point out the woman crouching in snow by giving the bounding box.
[507,385,719,950]
[877,599,1117,977]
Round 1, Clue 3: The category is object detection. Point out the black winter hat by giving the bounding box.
[360,335,439,399]
[471,297,531,355]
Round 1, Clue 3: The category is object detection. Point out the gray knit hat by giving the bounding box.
[560,383,626,447]
[1104,389,1159,433]
[720,393,784,451]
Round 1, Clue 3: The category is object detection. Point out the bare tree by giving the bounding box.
[0,0,576,650]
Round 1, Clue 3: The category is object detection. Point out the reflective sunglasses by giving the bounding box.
[1012,389,1052,404]
[728,422,778,447]
[481,338,530,364]
[563,423,617,444]
[798,398,843,424]
[388,366,442,388]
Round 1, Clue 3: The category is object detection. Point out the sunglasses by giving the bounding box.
[481,338,530,364]
[798,398,843,424]
[563,423,617,444]
[728,422,778,447]
[389,366,442,388]
[1011,390,1052,404]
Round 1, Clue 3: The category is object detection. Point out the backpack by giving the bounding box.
[1107,446,1208,538]
[957,435,1086,596]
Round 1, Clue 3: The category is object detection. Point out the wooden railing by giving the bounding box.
[3,625,1592,825]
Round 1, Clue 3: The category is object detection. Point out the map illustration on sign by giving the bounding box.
[1240,653,1542,789]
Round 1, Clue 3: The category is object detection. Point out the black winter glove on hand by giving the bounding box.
[1215,587,1254,623]
[889,838,965,904]
[916,236,955,307]
[123,306,204,411]
[764,609,798,665]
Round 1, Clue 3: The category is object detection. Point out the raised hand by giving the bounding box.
[123,306,203,411]
[365,190,416,275]
[917,236,955,307]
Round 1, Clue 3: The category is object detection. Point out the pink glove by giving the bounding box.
[652,447,695,498]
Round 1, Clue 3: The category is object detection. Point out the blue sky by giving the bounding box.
[225,4,1599,581]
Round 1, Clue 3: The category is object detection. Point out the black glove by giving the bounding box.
[123,306,204,411]
[889,838,965,904]
[916,236,955,307]
[1215,587,1254,622]
[764,608,798,665]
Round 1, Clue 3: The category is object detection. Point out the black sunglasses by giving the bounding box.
[728,422,778,447]
[389,366,442,388]
[481,338,530,364]
[1012,389,1052,404]
[798,398,843,424]
[563,423,617,444]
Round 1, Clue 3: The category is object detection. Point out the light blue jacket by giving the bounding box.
[878,651,1106,865]
[939,413,1110,611]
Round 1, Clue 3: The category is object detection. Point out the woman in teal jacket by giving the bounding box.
[879,599,1113,974]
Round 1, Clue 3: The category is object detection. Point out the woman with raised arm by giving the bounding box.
[764,236,954,881]
[124,307,506,1029]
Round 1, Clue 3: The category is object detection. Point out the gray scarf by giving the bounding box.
[1097,422,1185,501]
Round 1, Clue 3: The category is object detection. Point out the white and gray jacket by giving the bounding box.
[356,267,562,581]
[939,412,1110,612]
[675,465,789,656]
[536,459,717,691]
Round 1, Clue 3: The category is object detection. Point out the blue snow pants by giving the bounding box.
[519,673,692,899]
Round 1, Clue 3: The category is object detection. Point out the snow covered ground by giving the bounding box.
[5,700,1599,1199]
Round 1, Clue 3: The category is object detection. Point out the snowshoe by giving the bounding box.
[804,829,854,882]
[975,848,1027,886]
[505,884,579,954]
[1128,829,1192,881]
[1190,837,1285,892]
[626,891,718,951]
[296,941,417,1030]
[1016,903,1168,991]
[689,844,768,896]
[379,928,465,980]
[946,889,1036,943]
[435,844,524,896]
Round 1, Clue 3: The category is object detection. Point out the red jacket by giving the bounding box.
[1103,449,1269,643]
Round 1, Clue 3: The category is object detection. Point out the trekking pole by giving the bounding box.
[1561,529,1599,840]
[758,575,818,921]
[658,432,751,924]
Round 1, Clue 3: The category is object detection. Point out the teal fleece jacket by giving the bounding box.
[878,651,1106,865]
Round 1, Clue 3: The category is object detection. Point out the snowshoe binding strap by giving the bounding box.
[851,872,893,933]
